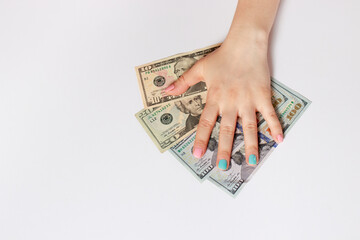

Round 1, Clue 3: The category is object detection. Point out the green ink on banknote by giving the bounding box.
[280,101,294,119]
[177,136,195,153]
[148,103,171,119]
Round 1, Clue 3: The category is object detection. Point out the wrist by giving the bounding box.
[223,27,269,51]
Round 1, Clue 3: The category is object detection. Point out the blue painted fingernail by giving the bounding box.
[249,154,257,165]
[218,159,228,170]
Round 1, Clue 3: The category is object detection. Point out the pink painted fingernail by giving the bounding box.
[277,134,283,143]
[193,147,203,159]
[165,84,175,92]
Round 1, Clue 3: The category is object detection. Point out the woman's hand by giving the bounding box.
[164,31,283,170]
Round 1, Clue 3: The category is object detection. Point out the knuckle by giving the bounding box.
[243,122,258,132]
[179,75,190,87]
[198,118,214,130]
[194,139,209,149]
[208,86,221,97]
[203,100,218,111]
[266,110,278,120]
[225,88,238,99]
[220,125,235,136]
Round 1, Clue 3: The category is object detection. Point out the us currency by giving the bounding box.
[170,117,246,181]
[135,44,220,108]
[168,78,300,181]
[135,93,207,152]
[208,79,311,197]
[135,78,291,154]
[208,124,277,197]
[169,118,221,181]
[166,78,310,196]
[135,43,311,195]
[259,79,311,137]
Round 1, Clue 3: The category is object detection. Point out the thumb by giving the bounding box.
[164,60,203,96]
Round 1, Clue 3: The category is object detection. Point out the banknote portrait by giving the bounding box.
[174,57,207,95]
[232,149,246,166]
[259,140,276,160]
[240,140,277,181]
[174,95,205,132]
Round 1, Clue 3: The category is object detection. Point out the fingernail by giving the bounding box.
[218,159,228,170]
[164,84,175,92]
[193,147,203,158]
[277,134,283,143]
[249,154,257,165]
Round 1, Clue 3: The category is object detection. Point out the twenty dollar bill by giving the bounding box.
[135,93,207,152]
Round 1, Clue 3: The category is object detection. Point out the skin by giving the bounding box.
[175,58,207,95]
[165,0,283,170]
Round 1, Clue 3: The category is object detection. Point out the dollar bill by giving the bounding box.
[163,78,310,196]
[134,42,311,196]
[208,124,277,197]
[169,118,221,181]
[135,93,207,152]
[169,117,246,181]
[256,84,289,123]
[258,79,311,137]
[208,78,311,197]
[135,44,220,108]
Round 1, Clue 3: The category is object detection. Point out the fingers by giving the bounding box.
[260,101,283,143]
[192,101,219,158]
[241,112,259,166]
[216,111,238,171]
[164,61,203,95]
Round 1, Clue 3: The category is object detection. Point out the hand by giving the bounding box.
[165,35,283,170]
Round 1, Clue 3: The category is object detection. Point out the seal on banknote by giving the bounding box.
[153,76,166,87]
[160,113,173,125]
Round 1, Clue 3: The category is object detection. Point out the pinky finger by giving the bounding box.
[260,102,283,143]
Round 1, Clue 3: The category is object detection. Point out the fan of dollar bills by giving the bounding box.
[134,44,311,197]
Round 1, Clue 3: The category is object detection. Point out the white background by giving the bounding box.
[1,0,359,239]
